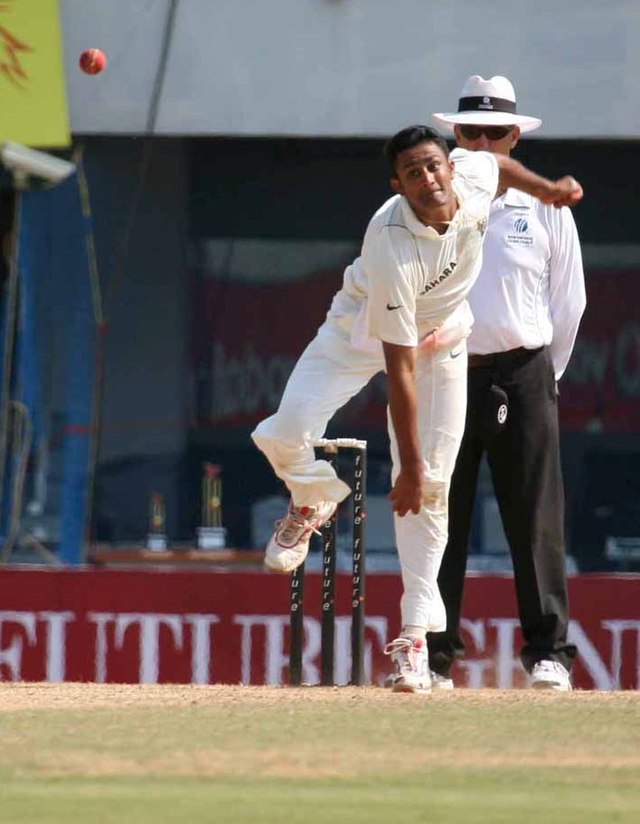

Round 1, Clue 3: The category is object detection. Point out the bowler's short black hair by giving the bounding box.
[384,125,450,176]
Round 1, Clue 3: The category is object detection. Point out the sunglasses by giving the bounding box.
[459,124,514,141]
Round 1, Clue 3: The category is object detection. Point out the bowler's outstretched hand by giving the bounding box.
[543,176,583,208]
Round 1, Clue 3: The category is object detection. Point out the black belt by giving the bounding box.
[467,346,543,369]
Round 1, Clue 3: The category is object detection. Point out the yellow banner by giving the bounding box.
[0,0,70,147]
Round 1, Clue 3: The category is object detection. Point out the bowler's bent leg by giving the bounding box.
[253,323,381,505]
[253,322,382,571]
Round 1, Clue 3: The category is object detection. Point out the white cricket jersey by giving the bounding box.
[326,148,499,347]
[467,189,586,380]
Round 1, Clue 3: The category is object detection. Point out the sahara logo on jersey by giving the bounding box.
[420,260,457,294]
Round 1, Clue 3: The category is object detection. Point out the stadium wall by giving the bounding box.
[60,0,640,139]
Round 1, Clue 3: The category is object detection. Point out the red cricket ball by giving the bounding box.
[79,48,107,75]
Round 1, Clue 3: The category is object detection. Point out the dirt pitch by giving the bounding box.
[0,681,638,713]
[1,682,640,824]
[1,684,639,775]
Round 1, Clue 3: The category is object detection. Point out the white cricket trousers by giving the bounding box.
[252,318,468,632]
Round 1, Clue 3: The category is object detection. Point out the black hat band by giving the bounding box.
[458,95,516,114]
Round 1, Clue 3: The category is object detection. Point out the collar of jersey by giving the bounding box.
[399,194,463,238]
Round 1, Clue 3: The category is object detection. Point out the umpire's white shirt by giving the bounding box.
[467,189,586,379]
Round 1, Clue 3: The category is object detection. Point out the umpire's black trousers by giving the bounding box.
[428,345,577,677]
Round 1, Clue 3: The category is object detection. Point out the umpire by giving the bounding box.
[428,75,586,690]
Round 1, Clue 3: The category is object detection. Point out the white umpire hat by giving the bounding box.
[432,75,542,134]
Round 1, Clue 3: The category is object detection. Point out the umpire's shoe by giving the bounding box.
[530,660,572,691]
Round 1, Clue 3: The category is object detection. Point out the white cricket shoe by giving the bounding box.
[384,637,431,694]
[430,671,455,690]
[530,660,572,691]
[264,501,337,573]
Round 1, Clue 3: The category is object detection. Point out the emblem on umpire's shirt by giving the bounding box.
[507,212,533,246]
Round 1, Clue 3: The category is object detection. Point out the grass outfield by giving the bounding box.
[0,685,638,823]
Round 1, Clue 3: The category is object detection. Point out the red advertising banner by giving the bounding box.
[191,268,640,434]
[0,569,638,690]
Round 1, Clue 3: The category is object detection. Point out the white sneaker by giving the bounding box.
[430,671,454,690]
[264,501,337,573]
[530,660,572,691]
[384,637,431,694]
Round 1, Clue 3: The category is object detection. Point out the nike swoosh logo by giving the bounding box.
[386,303,402,311]
[450,349,462,359]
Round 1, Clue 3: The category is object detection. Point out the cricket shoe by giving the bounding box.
[530,660,572,691]
[264,501,337,573]
[384,637,431,694]
[384,669,452,690]
[430,671,454,690]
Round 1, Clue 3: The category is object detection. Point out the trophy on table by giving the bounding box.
[197,463,227,550]
[146,492,168,551]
